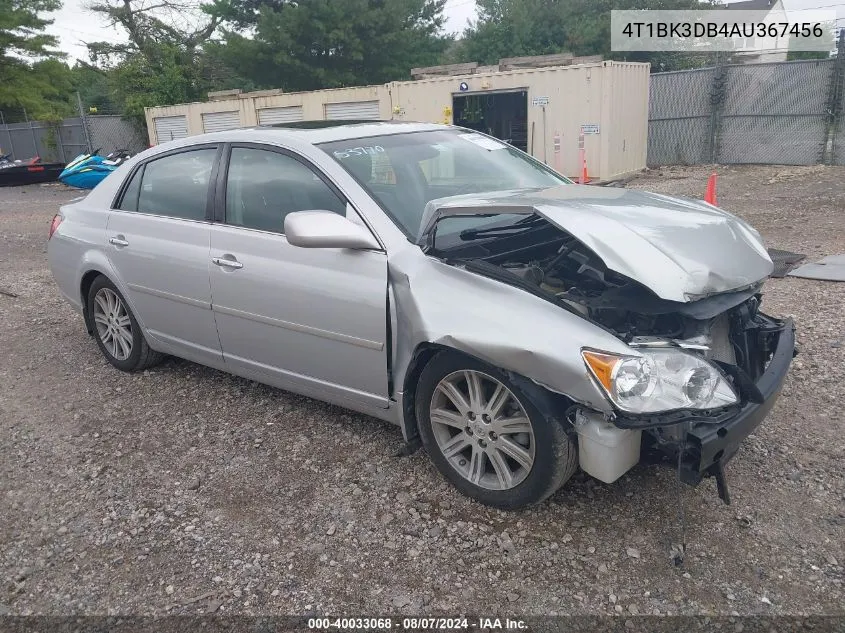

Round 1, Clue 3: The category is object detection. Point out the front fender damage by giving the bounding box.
[387,246,626,443]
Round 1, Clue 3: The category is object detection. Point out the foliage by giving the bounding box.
[87,0,222,58]
[102,44,201,122]
[70,62,117,114]
[786,50,831,61]
[2,0,754,124]
[451,0,716,71]
[208,0,450,91]
[0,0,75,120]
[84,0,226,124]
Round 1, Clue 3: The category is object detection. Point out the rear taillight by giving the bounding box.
[48,214,63,240]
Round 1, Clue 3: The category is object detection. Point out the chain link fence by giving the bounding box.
[836,92,845,166]
[0,114,147,164]
[833,46,845,166]
[648,49,845,167]
[88,115,148,157]
[647,67,717,166]
[718,61,834,165]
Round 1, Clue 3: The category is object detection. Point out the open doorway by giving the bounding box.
[452,90,528,152]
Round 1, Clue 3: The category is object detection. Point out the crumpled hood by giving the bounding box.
[417,185,773,303]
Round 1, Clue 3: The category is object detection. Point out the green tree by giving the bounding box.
[86,0,225,122]
[71,62,118,114]
[451,0,715,71]
[0,0,75,119]
[210,0,450,91]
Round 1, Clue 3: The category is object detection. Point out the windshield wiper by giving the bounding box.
[458,214,547,241]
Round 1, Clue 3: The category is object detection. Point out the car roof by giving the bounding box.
[191,121,447,146]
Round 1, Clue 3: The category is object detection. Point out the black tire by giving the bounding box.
[416,351,578,510]
[86,276,164,372]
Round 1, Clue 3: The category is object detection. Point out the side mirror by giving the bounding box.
[284,210,381,250]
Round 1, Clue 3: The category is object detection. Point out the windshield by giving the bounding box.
[319,129,569,239]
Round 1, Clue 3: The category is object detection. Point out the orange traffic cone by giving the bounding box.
[578,149,591,185]
[704,173,718,205]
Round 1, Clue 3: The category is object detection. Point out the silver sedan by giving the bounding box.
[47,122,795,509]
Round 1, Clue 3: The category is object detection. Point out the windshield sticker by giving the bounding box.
[458,133,506,151]
[333,146,386,159]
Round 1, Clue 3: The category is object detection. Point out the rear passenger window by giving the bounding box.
[225,147,346,233]
[117,166,143,211]
[134,148,217,220]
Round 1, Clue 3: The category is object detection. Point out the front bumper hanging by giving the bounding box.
[681,317,794,490]
[623,317,795,503]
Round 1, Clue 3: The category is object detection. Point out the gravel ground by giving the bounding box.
[0,166,843,619]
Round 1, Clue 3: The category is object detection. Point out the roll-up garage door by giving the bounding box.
[324,100,380,120]
[257,106,304,125]
[202,111,241,133]
[153,115,188,143]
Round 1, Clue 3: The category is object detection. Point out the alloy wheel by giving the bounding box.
[429,370,535,491]
[92,287,133,361]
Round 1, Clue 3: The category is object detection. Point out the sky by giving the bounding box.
[46,0,843,63]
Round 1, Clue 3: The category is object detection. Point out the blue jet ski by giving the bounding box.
[58,149,132,189]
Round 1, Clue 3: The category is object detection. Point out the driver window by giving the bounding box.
[225,147,346,233]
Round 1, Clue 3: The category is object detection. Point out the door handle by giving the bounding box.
[212,256,243,270]
[108,236,129,247]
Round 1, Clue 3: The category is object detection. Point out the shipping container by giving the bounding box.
[144,61,649,181]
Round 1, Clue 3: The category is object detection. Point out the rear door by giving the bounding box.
[106,145,223,365]
[208,144,389,409]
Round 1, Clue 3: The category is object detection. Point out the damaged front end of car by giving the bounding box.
[411,186,796,504]
[594,300,795,505]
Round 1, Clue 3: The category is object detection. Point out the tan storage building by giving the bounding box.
[144,60,649,181]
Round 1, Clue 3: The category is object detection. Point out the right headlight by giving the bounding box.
[581,347,738,414]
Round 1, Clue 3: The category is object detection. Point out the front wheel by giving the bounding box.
[416,352,577,509]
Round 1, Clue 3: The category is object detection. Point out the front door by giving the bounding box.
[105,145,222,365]
[208,144,389,409]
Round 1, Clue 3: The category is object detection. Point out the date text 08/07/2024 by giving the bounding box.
[307,617,528,630]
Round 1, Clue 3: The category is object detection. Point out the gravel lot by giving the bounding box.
[0,165,843,619]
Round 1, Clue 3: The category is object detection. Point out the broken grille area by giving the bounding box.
[707,312,736,365]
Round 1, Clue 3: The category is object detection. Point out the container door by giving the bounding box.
[257,106,304,125]
[153,115,188,144]
[201,111,241,133]
[325,100,380,120]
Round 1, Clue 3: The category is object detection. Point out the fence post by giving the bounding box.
[77,92,93,153]
[823,30,845,165]
[0,111,15,159]
[708,55,728,164]
[23,108,41,158]
[55,121,66,163]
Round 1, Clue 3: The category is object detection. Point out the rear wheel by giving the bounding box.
[87,276,163,372]
[416,352,577,509]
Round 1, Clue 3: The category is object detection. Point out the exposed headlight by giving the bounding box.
[581,348,738,414]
